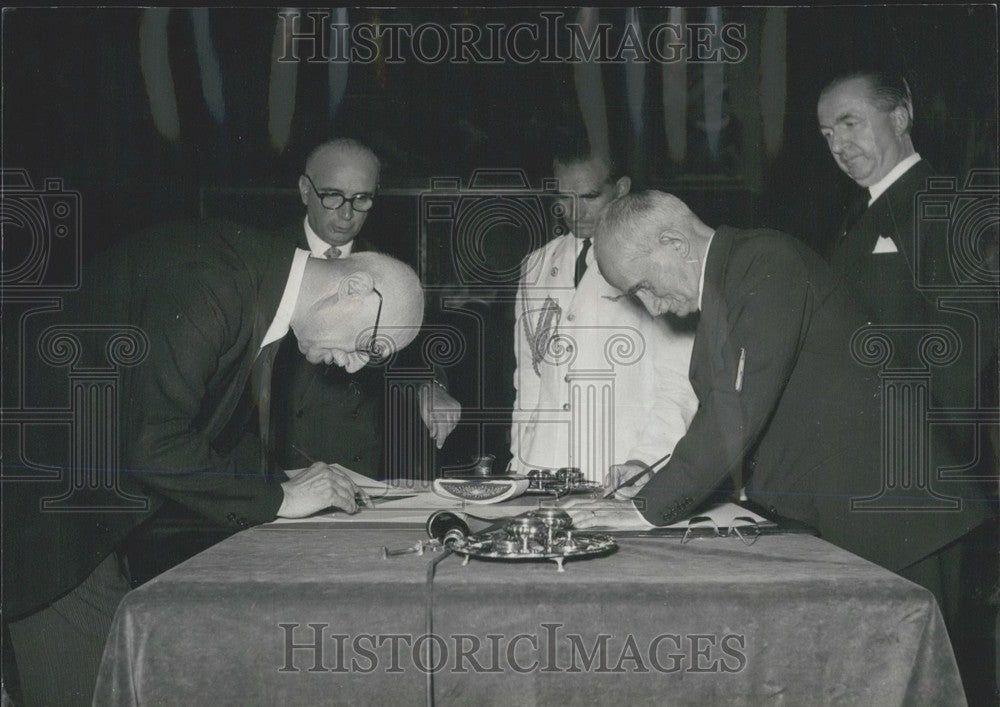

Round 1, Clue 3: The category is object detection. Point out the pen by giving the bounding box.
[735,347,746,392]
[291,443,371,508]
[601,452,672,499]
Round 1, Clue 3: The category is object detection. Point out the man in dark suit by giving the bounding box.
[272,138,460,478]
[817,70,995,409]
[817,70,998,702]
[2,219,425,705]
[569,191,991,578]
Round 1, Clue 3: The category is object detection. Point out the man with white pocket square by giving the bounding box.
[817,69,994,447]
[818,68,998,703]
[818,69,935,320]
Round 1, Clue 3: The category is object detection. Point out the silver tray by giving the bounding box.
[449,529,617,571]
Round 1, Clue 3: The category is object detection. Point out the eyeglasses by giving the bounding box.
[303,174,375,212]
[680,516,761,546]
[362,287,385,361]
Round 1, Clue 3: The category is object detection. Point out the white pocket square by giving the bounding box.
[872,236,898,254]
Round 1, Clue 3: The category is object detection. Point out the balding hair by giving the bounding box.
[304,138,381,181]
[598,191,699,249]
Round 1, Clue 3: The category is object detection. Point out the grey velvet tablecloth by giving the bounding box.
[94,526,965,706]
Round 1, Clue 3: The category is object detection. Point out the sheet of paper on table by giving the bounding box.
[266,465,772,530]
[267,465,543,525]
[648,501,771,529]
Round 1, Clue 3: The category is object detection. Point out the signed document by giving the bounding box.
[267,465,545,526]
[560,498,774,532]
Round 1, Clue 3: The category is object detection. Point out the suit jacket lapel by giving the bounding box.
[833,159,932,275]
[835,204,881,275]
[690,228,733,399]
[213,228,293,465]
[878,158,931,268]
[253,340,281,472]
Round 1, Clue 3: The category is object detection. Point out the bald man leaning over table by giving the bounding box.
[2,219,425,706]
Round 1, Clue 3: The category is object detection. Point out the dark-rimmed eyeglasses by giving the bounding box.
[303,174,375,212]
[363,287,385,361]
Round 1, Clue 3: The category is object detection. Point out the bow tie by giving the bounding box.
[324,246,342,259]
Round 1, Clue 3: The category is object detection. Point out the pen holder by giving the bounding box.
[431,475,530,504]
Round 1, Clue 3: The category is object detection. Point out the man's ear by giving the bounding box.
[889,105,910,137]
[298,175,311,207]
[614,175,632,198]
[337,270,375,299]
[657,228,687,252]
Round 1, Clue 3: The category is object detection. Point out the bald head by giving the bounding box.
[291,252,424,372]
[594,191,713,318]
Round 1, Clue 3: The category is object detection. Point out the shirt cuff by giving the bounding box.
[630,503,657,529]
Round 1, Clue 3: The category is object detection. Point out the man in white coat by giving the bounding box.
[511,148,697,483]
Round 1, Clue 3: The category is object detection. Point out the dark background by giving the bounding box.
[3,5,998,472]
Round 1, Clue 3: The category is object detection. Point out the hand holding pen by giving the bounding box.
[601,452,672,500]
[289,444,371,510]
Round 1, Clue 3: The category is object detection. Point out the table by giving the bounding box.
[95,524,965,706]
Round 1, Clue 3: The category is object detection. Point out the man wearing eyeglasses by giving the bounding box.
[2,219,426,705]
[272,138,461,481]
[298,138,379,260]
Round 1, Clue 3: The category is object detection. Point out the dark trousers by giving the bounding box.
[7,553,130,706]
[898,520,999,706]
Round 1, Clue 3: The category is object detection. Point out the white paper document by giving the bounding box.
[266,464,771,530]
[267,465,545,525]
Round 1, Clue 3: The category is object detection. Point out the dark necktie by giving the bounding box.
[574,238,591,288]
[841,190,871,237]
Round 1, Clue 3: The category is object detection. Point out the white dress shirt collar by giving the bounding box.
[868,153,921,205]
[304,216,353,258]
[697,231,715,311]
[260,248,309,348]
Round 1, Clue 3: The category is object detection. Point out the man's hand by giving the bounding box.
[277,462,361,518]
[283,465,311,481]
[560,497,651,530]
[604,462,651,500]
[419,382,461,449]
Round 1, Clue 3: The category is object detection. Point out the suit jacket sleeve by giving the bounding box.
[634,243,811,525]
[125,271,284,529]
